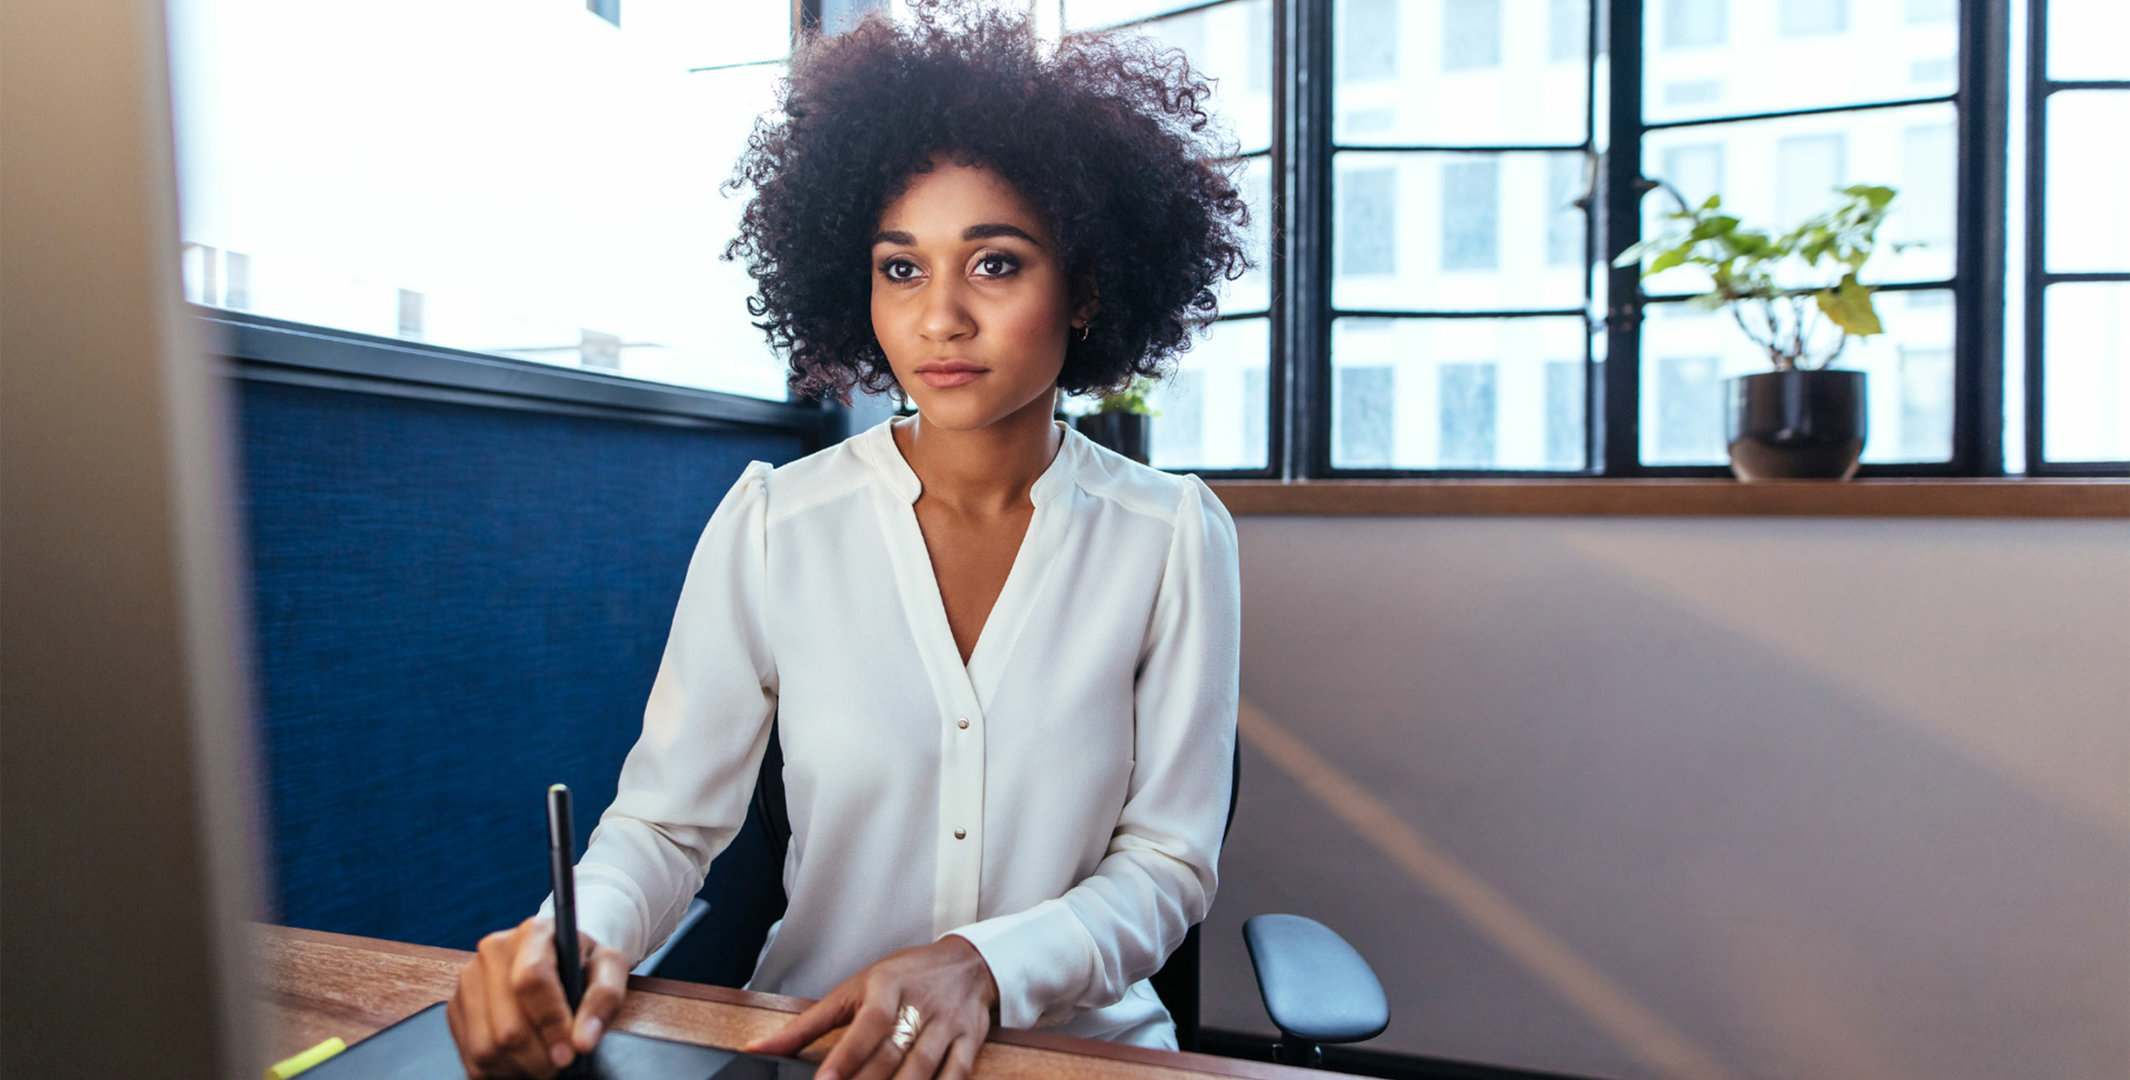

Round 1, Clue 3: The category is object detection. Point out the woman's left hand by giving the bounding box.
[743,936,1000,1080]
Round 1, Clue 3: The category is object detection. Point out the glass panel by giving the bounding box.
[1645,1,1959,124]
[1334,152,1588,311]
[1779,0,1848,37]
[1331,317,1588,470]
[1212,156,1274,315]
[1125,0,1274,155]
[1065,0,1217,29]
[1639,103,1958,295]
[2042,283,2130,463]
[2045,93,2130,274]
[1144,317,1271,470]
[1335,0,1588,147]
[1638,290,1957,465]
[2048,0,2130,81]
[167,0,794,399]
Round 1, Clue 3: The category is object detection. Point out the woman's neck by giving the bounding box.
[891,393,1063,515]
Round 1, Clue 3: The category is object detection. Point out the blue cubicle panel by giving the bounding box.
[237,379,805,950]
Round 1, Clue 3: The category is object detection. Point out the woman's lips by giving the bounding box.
[917,368,986,388]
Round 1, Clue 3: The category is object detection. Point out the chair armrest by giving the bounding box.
[1242,914,1389,1045]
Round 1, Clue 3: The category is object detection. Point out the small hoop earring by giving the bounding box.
[1077,323,1090,342]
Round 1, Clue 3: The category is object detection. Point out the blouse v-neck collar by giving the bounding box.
[858,416,1083,714]
[857,416,1084,508]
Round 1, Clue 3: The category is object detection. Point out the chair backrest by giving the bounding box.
[666,718,1239,1051]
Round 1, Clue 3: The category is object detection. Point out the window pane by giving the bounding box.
[1214,156,1274,314]
[2045,93,2130,274]
[1441,159,1501,271]
[1342,0,1400,82]
[1545,358,1588,467]
[2048,0,2130,80]
[1339,166,1400,278]
[167,0,795,399]
[1144,317,1270,470]
[1662,0,1728,49]
[1549,0,1589,63]
[1128,0,1274,155]
[1780,0,1847,37]
[1331,317,1588,470]
[2042,283,2130,463]
[1906,0,1956,25]
[1638,291,1957,465]
[1638,104,1959,293]
[1645,1,1958,123]
[1442,0,1502,73]
[1064,0,1215,29]
[1334,152,1588,311]
[1336,366,1398,467]
[1547,154,1588,266]
[1336,0,1587,146]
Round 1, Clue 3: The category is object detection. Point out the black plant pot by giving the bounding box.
[1725,369,1867,481]
[1075,411,1150,464]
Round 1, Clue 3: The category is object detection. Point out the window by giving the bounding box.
[1443,0,1502,73]
[1437,363,1498,468]
[1664,0,1727,49]
[1440,159,1500,272]
[1775,134,1846,232]
[1780,0,1846,37]
[1550,0,1588,64]
[174,1,2121,481]
[1341,0,1398,83]
[2027,0,2130,469]
[167,0,800,400]
[1341,168,1399,276]
[1336,366,1396,467]
[1548,155,1585,267]
[397,288,423,341]
[1544,360,1585,467]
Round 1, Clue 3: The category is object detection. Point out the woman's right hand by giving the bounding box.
[444,915,631,1078]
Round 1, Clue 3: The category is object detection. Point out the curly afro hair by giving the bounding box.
[721,0,1254,404]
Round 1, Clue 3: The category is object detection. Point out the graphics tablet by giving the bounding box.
[299,1001,818,1079]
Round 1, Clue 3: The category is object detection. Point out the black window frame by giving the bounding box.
[190,0,2125,481]
[1201,0,2069,480]
[2022,0,2130,476]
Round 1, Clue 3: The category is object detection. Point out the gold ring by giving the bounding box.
[888,1003,923,1052]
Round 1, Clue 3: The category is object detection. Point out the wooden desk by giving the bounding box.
[262,926,1312,1080]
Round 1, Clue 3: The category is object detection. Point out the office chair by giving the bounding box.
[638,720,1389,1067]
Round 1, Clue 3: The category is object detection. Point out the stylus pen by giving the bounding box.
[547,783,585,1014]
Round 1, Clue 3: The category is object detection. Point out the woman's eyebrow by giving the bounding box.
[870,223,1045,248]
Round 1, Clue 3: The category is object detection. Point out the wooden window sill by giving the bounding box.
[1205,479,2130,518]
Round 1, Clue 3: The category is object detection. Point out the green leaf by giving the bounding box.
[1688,291,1728,311]
[1815,273,1883,337]
[1647,247,1692,276]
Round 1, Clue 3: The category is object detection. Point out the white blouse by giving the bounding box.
[557,416,1241,1048]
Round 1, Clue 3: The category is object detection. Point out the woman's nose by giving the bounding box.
[919,280,976,342]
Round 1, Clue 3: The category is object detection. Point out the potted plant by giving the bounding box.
[1616,184,1905,481]
[1072,378,1157,464]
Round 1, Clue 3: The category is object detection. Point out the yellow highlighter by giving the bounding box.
[263,1037,346,1080]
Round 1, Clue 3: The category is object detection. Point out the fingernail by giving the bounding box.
[576,1017,604,1047]
[550,1042,575,1068]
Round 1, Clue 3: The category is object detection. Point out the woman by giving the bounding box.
[447,3,1249,1077]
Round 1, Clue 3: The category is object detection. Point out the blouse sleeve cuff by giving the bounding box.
[538,877,651,967]
[943,898,1101,1030]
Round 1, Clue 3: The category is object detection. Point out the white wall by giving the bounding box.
[1201,515,2130,1080]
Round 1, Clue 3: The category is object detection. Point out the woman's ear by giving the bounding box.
[1071,268,1101,328]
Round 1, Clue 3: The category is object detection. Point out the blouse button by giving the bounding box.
[957,717,970,730]
[954,828,967,840]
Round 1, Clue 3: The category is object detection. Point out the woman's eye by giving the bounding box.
[975,253,1019,277]
[880,258,919,282]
